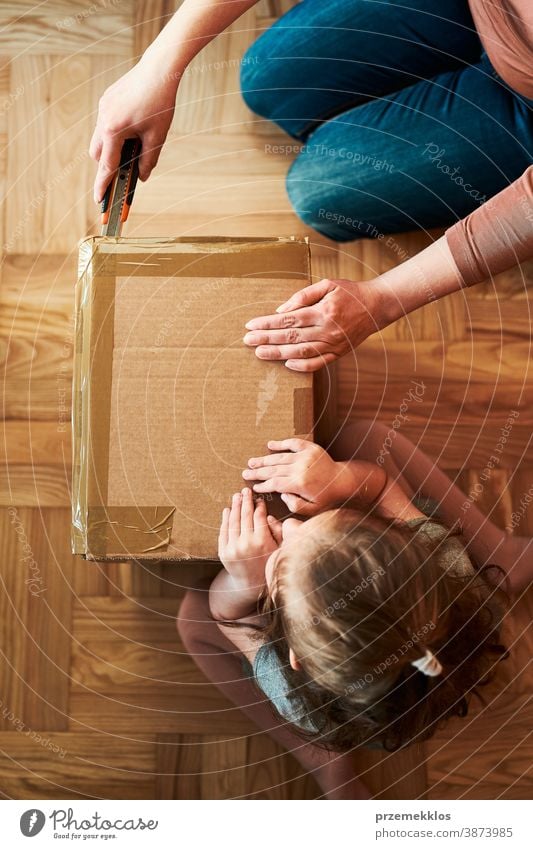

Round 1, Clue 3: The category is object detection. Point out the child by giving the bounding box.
[177,421,532,799]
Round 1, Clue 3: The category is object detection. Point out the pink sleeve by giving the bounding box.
[445,165,533,287]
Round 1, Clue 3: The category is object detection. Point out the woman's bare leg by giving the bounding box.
[177,581,370,799]
[331,420,533,592]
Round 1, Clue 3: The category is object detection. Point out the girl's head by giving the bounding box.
[262,509,508,751]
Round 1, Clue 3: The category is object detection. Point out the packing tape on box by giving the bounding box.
[77,235,311,279]
[86,506,176,558]
[72,244,177,558]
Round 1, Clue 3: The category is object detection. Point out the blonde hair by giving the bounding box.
[260,509,508,751]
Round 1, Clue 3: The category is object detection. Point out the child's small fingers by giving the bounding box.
[240,487,254,531]
[218,507,230,552]
[228,492,242,538]
[267,514,283,544]
[252,497,267,528]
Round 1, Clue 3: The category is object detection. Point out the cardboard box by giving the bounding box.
[71,235,324,561]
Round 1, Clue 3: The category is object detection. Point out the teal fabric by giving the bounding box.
[251,644,319,733]
[240,0,532,241]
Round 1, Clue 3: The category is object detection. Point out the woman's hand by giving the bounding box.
[218,488,280,583]
[89,57,179,203]
[243,236,465,374]
[243,278,382,372]
[243,438,360,516]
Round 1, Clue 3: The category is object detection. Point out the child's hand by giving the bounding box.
[218,488,280,582]
[243,438,358,516]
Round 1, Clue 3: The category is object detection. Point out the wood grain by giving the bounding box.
[0,421,70,465]
[127,132,303,238]
[155,733,318,799]
[0,732,155,799]
[69,595,256,735]
[0,508,73,732]
[0,465,70,506]
[6,55,104,254]
[0,6,133,56]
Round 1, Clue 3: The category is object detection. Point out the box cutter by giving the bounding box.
[100,138,141,237]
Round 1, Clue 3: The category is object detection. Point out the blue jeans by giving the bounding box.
[240,0,533,241]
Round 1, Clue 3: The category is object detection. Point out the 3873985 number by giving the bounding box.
[462,827,513,838]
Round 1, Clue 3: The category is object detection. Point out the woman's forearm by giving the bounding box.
[372,235,464,329]
[142,0,259,77]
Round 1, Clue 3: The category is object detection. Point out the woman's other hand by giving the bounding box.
[243,278,382,372]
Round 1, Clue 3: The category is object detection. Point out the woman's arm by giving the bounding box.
[245,162,533,371]
[91,0,259,201]
[446,166,533,288]
[244,235,463,371]
[141,0,259,77]
[371,233,463,328]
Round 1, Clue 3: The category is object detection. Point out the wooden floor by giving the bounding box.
[0,0,532,799]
